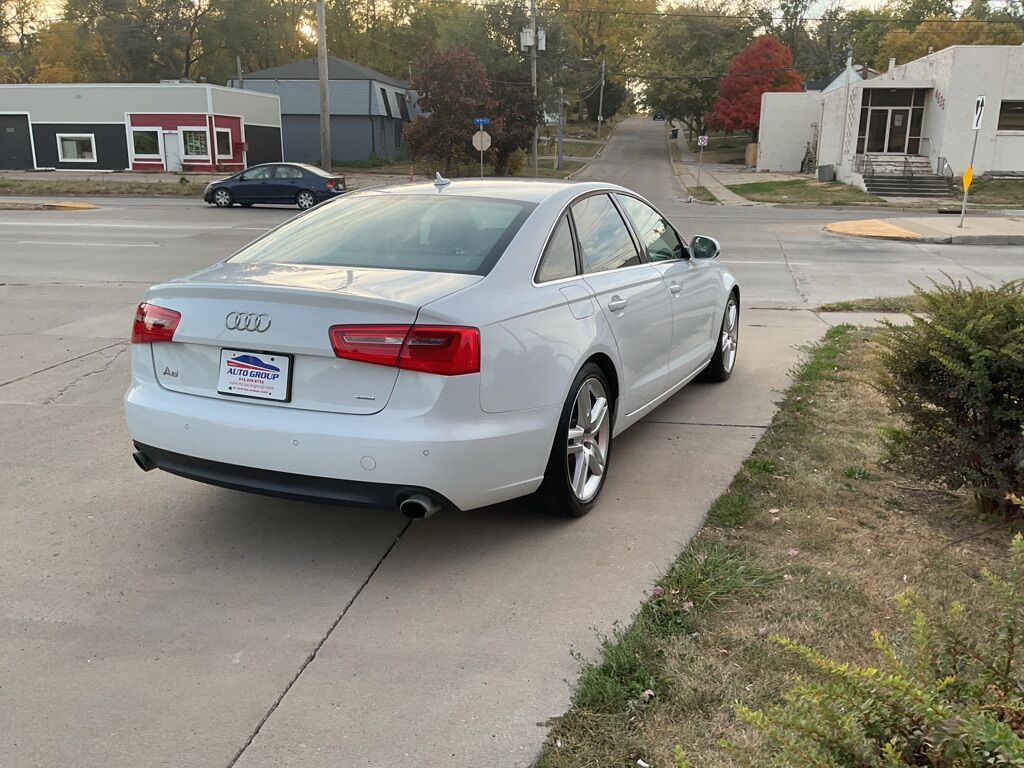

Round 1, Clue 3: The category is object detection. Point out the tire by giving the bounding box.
[698,291,739,383]
[213,188,234,208]
[296,190,317,210]
[534,362,614,518]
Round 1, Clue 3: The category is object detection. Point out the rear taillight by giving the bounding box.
[326,178,338,190]
[131,302,180,344]
[329,324,480,376]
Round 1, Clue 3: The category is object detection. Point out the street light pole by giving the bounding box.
[556,86,564,170]
[596,58,605,139]
[316,0,331,172]
[530,0,538,178]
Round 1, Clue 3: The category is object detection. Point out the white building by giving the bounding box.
[756,45,1024,196]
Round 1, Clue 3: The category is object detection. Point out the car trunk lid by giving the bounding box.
[144,262,481,415]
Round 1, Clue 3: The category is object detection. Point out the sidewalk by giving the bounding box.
[672,138,755,206]
[826,215,1024,245]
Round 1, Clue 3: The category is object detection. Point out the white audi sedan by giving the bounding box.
[126,179,739,519]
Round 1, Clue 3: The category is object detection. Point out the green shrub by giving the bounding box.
[877,279,1024,514]
[738,533,1024,767]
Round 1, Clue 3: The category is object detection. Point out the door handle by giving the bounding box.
[668,283,683,295]
[608,296,628,312]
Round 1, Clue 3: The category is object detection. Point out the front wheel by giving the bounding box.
[698,292,739,382]
[296,190,317,210]
[534,363,613,517]
[213,188,233,208]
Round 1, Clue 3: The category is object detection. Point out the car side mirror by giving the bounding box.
[690,235,721,260]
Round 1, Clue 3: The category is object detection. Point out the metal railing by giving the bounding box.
[853,154,875,177]
[903,155,915,178]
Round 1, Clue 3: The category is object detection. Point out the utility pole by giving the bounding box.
[596,58,605,139]
[316,0,331,172]
[556,86,564,170]
[236,55,244,89]
[530,0,538,178]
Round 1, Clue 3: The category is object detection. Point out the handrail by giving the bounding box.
[937,157,954,179]
[903,155,914,178]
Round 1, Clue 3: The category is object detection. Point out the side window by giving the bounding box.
[536,215,577,283]
[572,194,640,273]
[616,194,686,261]
[241,167,270,180]
[274,165,303,179]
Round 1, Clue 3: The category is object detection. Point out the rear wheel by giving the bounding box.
[213,188,233,208]
[698,292,739,382]
[534,362,613,518]
[296,190,317,210]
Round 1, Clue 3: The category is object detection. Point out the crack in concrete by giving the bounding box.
[43,344,127,404]
[644,419,769,428]
[0,341,126,389]
[775,232,810,305]
[225,519,413,768]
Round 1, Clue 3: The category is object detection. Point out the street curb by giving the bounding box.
[824,220,1024,245]
[0,200,98,211]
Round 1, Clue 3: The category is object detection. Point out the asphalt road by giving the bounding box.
[2,118,1022,768]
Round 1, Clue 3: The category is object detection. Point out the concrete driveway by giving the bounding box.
[2,118,1023,767]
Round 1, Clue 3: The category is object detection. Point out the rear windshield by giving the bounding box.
[229,194,536,275]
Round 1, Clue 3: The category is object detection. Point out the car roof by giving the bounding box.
[351,178,627,204]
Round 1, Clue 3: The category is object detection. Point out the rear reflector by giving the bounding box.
[131,302,181,344]
[329,324,480,376]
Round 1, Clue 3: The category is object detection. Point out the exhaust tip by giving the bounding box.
[399,493,440,520]
[132,450,156,472]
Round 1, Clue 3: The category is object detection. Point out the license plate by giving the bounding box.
[217,349,292,402]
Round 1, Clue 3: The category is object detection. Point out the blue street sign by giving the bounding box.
[474,117,491,127]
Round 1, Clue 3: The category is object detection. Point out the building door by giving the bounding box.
[0,114,34,169]
[163,131,182,171]
[866,110,888,153]
[887,109,910,153]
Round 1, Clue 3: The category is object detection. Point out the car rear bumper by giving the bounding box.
[124,379,557,512]
[132,442,458,512]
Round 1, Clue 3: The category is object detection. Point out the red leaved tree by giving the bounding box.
[708,36,802,141]
[404,43,497,176]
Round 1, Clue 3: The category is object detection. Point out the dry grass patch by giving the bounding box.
[0,178,206,197]
[538,326,1017,768]
[818,295,926,313]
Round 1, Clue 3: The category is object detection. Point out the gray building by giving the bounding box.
[229,56,414,164]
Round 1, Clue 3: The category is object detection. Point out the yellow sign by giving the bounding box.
[963,165,974,193]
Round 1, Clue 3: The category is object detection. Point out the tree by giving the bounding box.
[708,36,802,141]
[876,13,1024,66]
[641,0,755,137]
[489,77,543,175]
[403,43,496,175]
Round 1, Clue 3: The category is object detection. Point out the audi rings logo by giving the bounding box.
[225,312,272,332]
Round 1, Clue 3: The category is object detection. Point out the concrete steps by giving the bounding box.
[861,156,951,198]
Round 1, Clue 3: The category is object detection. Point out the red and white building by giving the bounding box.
[0,82,282,172]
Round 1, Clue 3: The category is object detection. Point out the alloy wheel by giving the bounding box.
[297,191,316,210]
[566,377,611,502]
[721,298,739,373]
[214,189,232,207]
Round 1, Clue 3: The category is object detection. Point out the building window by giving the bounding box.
[215,128,232,159]
[396,92,411,122]
[856,88,925,155]
[380,87,393,118]
[997,101,1024,131]
[181,128,209,160]
[56,134,96,162]
[131,129,161,159]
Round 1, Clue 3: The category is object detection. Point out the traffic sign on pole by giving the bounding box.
[960,95,985,228]
[697,135,709,147]
[972,95,986,131]
[473,117,491,128]
[473,130,491,179]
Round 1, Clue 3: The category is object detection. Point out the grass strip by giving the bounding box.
[725,179,883,205]
[817,295,926,313]
[0,178,207,198]
[538,324,1007,767]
